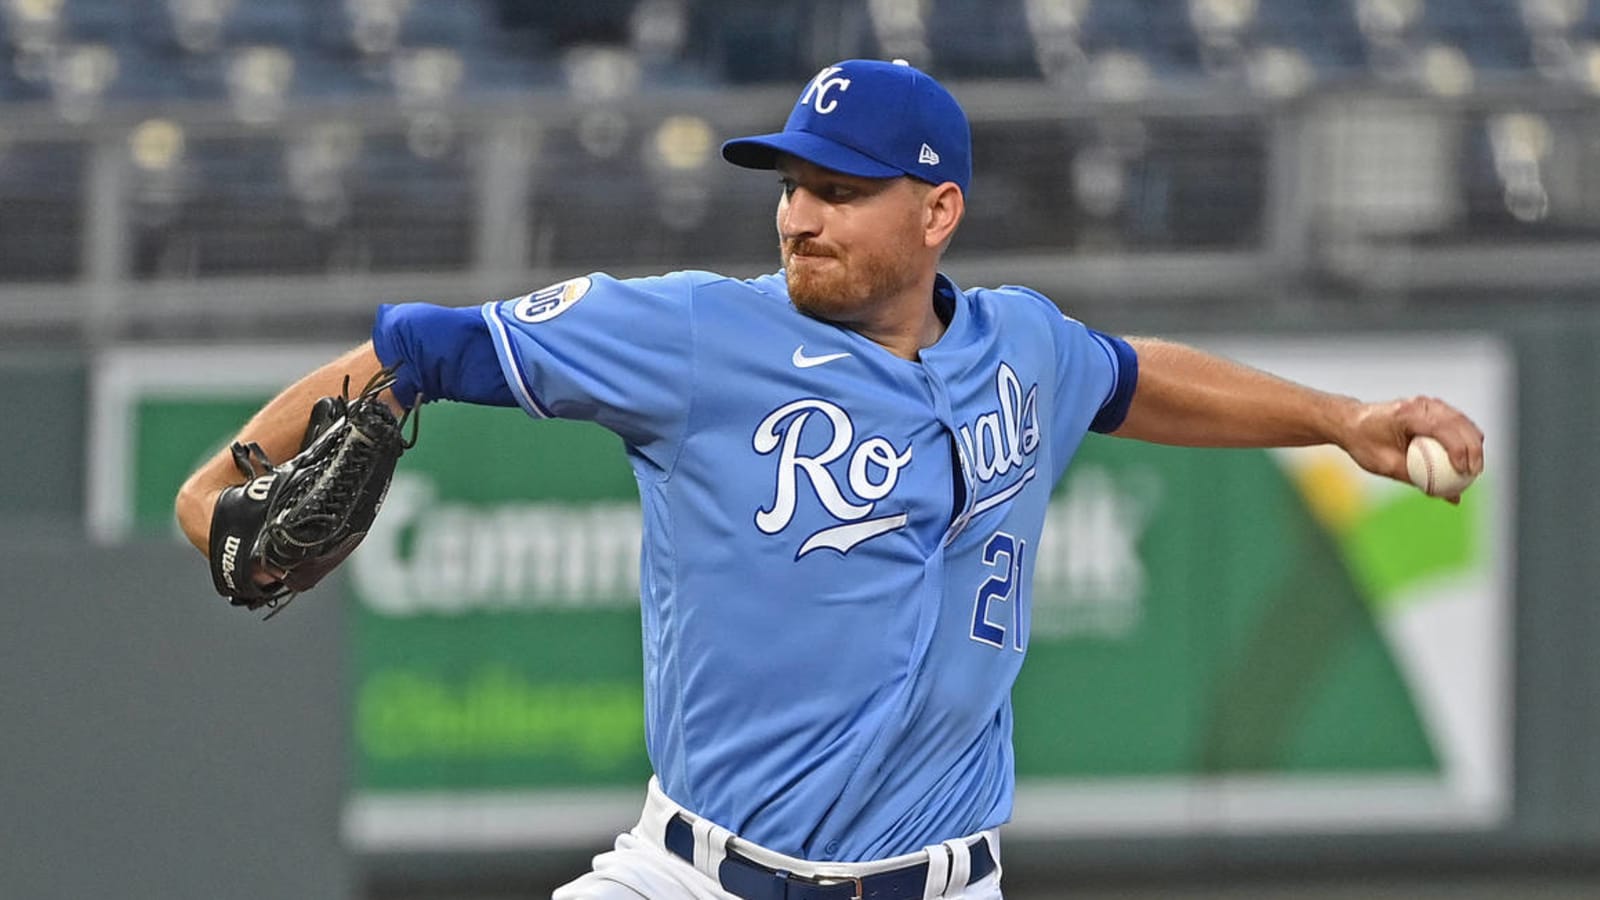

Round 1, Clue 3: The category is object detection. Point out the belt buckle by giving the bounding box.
[813,874,864,900]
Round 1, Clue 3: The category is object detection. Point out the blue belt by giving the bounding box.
[663,814,996,900]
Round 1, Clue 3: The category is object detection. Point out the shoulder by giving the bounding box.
[600,269,786,303]
[525,270,746,315]
[958,282,1080,334]
[954,282,1119,376]
[971,283,1065,317]
[672,269,788,301]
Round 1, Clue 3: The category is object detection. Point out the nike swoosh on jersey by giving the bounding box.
[792,345,853,368]
[796,512,909,558]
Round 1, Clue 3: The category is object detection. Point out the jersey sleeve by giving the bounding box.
[1046,310,1136,439]
[996,286,1136,471]
[1083,328,1138,433]
[1055,313,1135,439]
[372,302,518,409]
[480,271,696,465]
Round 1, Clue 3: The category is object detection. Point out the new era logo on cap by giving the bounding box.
[721,59,973,193]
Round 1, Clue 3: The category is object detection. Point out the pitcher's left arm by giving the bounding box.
[1111,337,1484,495]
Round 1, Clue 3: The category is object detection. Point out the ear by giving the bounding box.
[922,182,965,250]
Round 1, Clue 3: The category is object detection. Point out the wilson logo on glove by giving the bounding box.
[244,475,276,502]
[218,534,244,592]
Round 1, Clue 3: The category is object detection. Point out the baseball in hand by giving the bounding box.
[1406,436,1476,498]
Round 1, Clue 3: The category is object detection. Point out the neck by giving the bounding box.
[851,271,946,361]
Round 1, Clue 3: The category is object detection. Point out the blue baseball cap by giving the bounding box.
[722,59,972,193]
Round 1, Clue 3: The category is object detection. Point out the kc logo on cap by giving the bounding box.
[721,59,973,193]
[800,66,851,115]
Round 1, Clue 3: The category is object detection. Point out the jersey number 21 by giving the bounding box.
[970,531,1026,652]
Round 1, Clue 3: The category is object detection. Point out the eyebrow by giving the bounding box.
[776,155,863,180]
[776,163,894,193]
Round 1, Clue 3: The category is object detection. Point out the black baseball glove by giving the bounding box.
[208,366,418,617]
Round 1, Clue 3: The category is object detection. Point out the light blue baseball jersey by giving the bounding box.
[386,269,1134,862]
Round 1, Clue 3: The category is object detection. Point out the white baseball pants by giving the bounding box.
[552,778,1003,900]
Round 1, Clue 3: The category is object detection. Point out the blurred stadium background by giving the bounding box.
[4,0,1600,898]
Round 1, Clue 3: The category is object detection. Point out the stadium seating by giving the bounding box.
[0,0,1567,106]
[0,139,86,281]
[0,0,1589,284]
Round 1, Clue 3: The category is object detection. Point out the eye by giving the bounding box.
[778,178,797,198]
[824,183,857,202]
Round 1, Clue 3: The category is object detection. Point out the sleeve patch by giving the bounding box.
[510,275,593,324]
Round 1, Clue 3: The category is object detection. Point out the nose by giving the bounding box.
[778,185,821,242]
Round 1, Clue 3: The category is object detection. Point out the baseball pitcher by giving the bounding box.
[175,60,1484,899]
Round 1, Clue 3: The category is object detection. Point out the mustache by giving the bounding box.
[783,240,837,259]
